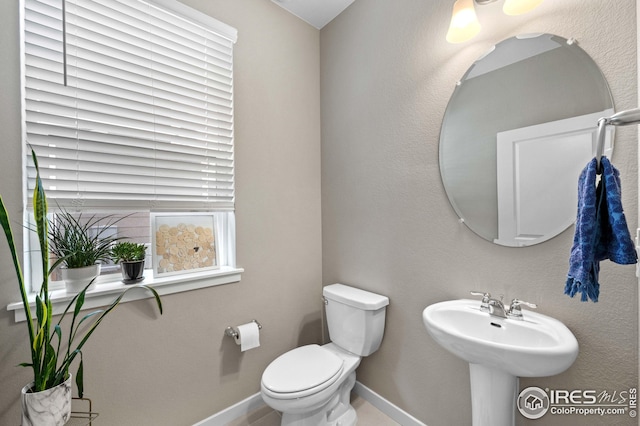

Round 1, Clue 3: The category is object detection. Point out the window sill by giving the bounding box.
[7,266,244,322]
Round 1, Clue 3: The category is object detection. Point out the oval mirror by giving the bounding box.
[439,34,614,247]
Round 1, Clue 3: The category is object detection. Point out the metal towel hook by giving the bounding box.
[595,107,640,171]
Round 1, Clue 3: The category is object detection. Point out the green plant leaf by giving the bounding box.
[55,286,83,325]
[33,296,46,353]
[43,341,57,389]
[0,195,36,357]
[35,295,44,326]
[32,296,50,391]
[76,354,84,398]
[71,310,102,348]
[144,285,163,315]
[31,149,49,301]
[53,324,62,361]
[74,289,86,318]
[77,310,103,326]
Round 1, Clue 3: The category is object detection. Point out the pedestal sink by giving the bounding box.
[422,299,579,426]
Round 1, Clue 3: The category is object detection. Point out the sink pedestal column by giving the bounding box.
[469,363,518,426]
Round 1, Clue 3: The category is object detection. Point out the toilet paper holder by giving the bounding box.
[225,319,262,339]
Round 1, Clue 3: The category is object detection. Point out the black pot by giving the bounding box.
[120,260,145,284]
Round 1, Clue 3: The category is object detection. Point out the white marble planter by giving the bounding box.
[62,264,100,293]
[21,374,72,426]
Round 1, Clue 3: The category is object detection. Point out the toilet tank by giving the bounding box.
[323,284,389,356]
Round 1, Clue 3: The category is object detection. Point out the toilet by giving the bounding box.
[260,283,389,426]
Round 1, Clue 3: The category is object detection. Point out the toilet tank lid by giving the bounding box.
[323,284,389,310]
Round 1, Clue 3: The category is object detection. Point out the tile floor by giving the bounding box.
[228,395,401,426]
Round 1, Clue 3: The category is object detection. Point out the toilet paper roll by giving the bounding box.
[234,322,260,352]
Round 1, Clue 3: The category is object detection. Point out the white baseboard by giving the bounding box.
[192,392,265,426]
[353,382,427,426]
[194,381,426,426]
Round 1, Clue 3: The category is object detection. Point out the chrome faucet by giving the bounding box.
[487,296,508,318]
[470,291,537,320]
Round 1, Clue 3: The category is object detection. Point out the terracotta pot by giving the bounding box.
[21,374,72,426]
[62,264,100,293]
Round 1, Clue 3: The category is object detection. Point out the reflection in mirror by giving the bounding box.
[439,34,614,247]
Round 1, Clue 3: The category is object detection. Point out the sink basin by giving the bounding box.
[422,299,578,377]
[422,299,579,426]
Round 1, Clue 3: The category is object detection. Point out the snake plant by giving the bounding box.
[0,149,163,396]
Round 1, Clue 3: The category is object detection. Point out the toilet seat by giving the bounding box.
[261,344,344,399]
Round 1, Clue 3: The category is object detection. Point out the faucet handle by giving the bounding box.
[470,291,491,300]
[470,291,491,312]
[508,299,537,320]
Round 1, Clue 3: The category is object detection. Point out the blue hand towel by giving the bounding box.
[565,157,637,302]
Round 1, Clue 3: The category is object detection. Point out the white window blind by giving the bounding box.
[23,0,238,211]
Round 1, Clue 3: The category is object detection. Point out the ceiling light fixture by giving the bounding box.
[446,0,481,44]
[446,0,544,44]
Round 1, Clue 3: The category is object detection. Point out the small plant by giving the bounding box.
[111,241,147,284]
[111,241,147,263]
[49,211,124,269]
[0,149,163,397]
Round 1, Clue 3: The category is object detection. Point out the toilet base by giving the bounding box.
[280,371,357,426]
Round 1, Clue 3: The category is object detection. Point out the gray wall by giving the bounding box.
[0,1,322,425]
[1,1,638,425]
[321,1,638,425]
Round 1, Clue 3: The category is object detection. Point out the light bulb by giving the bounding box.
[503,0,544,16]
[446,0,481,44]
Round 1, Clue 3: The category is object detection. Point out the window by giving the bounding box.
[22,0,239,293]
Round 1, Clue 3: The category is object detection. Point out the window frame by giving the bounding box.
[8,265,244,322]
[15,0,242,315]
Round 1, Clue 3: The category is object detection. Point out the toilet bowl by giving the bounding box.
[260,284,389,426]
[261,343,360,425]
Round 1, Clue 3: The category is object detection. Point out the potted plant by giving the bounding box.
[111,241,147,284]
[0,149,163,425]
[48,210,123,293]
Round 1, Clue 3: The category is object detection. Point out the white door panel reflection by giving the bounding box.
[495,109,614,246]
